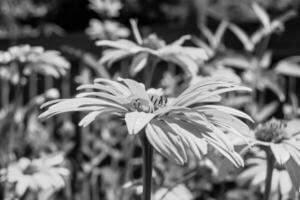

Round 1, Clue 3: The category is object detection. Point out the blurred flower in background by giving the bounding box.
[97,34,209,78]
[0,45,70,84]
[86,19,130,40]
[236,118,300,196]
[0,0,65,39]
[238,153,296,199]
[89,0,122,17]
[0,153,69,199]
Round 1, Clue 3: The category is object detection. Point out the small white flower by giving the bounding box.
[1,154,69,198]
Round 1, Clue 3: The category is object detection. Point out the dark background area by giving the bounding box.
[1,0,300,59]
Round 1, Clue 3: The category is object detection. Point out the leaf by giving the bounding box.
[125,112,155,135]
[270,144,290,165]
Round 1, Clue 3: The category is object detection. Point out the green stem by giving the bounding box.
[139,131,153,200]
[121,137,136,200]
[264,152,275,200]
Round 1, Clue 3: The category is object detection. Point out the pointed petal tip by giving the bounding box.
[38,112,48,120]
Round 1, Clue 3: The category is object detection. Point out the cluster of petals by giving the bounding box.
[1,154,69,197]
[40,77,252,167]
[97,34,209,77]
[0,45,70,78]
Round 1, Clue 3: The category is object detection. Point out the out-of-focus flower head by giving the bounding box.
[0,0,48,19]
[240,118,300,192]
[0,45,70,84]
[89,0,122,17]
[97,30,209,78]
[0,153,69,198]
[40,77,252,167]
[86,19,130,40]
[238,151,297,199]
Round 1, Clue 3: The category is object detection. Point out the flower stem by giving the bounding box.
[264,152,275,200]
[139,131,153,200]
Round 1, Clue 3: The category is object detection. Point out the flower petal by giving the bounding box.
[40,97,126,119]
[285,158,300,192]
[165,119,208,160]
[279,171,293,195]
[145,120,187,164]
[173,79,251,107]
[93,78,132,96]
[196,107,252,138]
[125,112,155,135]
[282,142,300,166]
[129,53,148,76]
[96,39,139,51]
[79,109,119,127]
[270,144,290,165]
[117,78,149,100]
[285,119,300,137]
[238,164,265,185]
[198,105,254,122]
